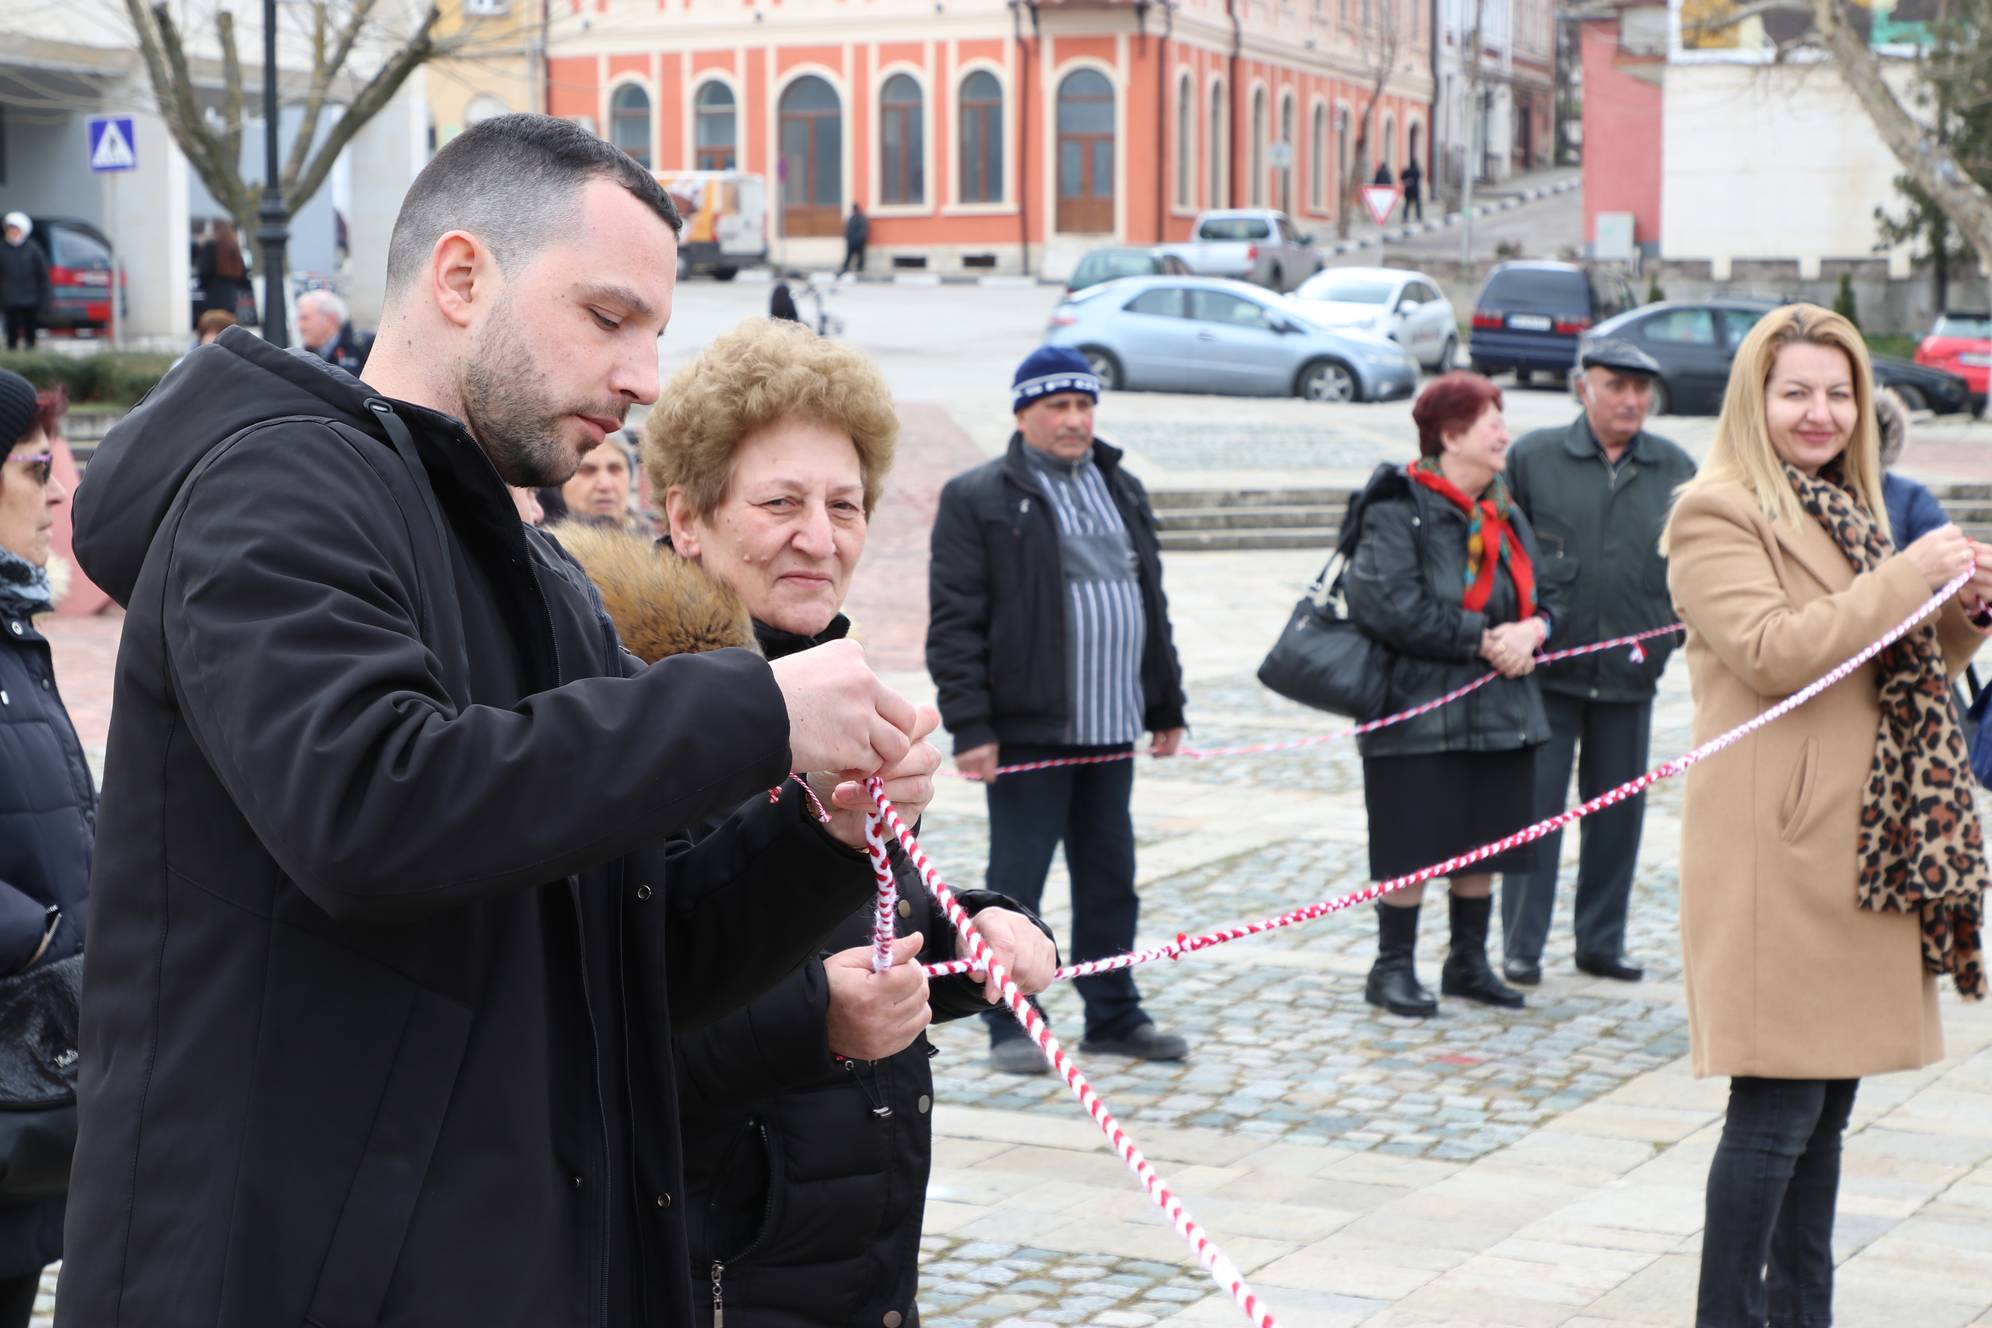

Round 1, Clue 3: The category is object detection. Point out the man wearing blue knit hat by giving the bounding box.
[926,345,1191,1073]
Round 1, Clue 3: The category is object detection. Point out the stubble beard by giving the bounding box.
[459,300,585,489]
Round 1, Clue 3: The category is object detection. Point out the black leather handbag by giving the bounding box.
[1258,551,1395,720]
[0,951,83,1201]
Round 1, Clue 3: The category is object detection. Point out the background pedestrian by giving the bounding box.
[1346,371,1555,1017]
[0,215,50,352]
[1662,303,1992,1327]
[841,202,869,276]
[1402,157,1424,221]
[1499,339,1695,986]
[927,344,1191,1073]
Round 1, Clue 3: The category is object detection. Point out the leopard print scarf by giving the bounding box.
[1786,461,1987,1000]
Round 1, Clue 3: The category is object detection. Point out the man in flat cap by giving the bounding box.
[1499,339,1696,986]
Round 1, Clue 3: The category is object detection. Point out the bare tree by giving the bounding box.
[1340,0,1406,238]
[121,0,444,246]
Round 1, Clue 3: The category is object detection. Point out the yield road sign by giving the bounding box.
[1360,184,1400,226]
[89,117,137,172]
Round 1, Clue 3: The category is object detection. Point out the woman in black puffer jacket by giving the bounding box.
[0,371,92,1327]
[559,318,1057,1328]
[1345,371,1555,1020]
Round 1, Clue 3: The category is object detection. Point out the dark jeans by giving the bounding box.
[0,1269,39,1328]
[840,242,866,274]
[2,307,37,351]
[1405,190,1423,221]
[1698,1077,1859,1328]
[1501,691,1652,963]
[980,744,1144,1043]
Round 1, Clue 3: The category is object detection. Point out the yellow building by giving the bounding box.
[426,0,545,144]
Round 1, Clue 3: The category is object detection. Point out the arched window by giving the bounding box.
[880,73,925,206]
[695,82,736,171]
[778,76,843,237]
[1249,88,1266,206]
[1278,93,1295,214]
[1336,105,1352,208]
[1055,69,1115,233]
[1310,102,1327,211]
[959,71,1004,204]
[1207,82,1226,208]
[1174,73,1193,210]
[610,84,651,167]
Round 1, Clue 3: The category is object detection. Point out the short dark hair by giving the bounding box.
[1412,371,1503,458]
[383,113,681,294]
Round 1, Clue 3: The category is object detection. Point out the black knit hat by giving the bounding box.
[0,369,36,447]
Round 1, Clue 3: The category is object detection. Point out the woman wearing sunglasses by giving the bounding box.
[0,368,91,1327]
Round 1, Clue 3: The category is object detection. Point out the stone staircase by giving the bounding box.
[1153,482,1992,552]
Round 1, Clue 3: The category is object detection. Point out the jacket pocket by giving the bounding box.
[1778,737,1821,844]
[704,1118,780,1266]
[301,981,473,1328]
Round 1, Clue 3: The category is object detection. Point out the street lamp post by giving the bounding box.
[258,0,290,346]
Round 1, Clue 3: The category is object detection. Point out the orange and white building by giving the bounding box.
[545,0,1434,278]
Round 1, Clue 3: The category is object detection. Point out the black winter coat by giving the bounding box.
[58,328,876,1328]
[0,588,93,1277]
[927,436,1187,753]
[1345,465,1554,759]
[677,616,1051,1328]
[0,241,50,313]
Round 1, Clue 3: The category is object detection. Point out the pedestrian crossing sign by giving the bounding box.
[89,117,137,173]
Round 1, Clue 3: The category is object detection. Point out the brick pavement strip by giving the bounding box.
[33,394,1992,1327]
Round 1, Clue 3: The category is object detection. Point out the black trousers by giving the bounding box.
[980,744,1144,1042]
[1501,690,1652,963]
[0,1269,40,1328]
[1698,1077,1859,1328]
[1405,190,1424,221]
[2,306,37,351]
[840,242,866,274]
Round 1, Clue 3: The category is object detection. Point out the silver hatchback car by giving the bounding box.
[1045,275,1419,403]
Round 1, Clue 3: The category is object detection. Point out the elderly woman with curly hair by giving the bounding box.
[558,317,1056,1328]
[1345,370,1557,1018]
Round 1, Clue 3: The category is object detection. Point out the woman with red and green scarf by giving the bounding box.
[1344,371,1559,1018]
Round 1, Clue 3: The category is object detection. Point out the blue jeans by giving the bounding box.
[979,744,1145,1043]
[1698,1077,1859,1327]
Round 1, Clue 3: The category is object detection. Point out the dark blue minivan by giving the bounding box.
[1468,261,1636,383]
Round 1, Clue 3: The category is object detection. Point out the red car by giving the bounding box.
[1915,311,1992,405]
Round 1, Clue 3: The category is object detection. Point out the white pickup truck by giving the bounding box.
[1156,209,1324,293]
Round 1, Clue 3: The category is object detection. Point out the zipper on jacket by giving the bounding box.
[710,1261,724,1327]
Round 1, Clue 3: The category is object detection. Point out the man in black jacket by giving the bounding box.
[58,114,931,1328]
[927,345,1191,1074]
[1499,339,1696,986]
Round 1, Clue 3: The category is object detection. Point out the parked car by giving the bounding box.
[1045,275,1419,403]
[1292,266,1459,371]
[1156,209,1324,293]
[27,215,125,336]
[1915,310,1991,408]
[1581,298,1976,416]
[1468,261,1636,382]
[1066,246,1195,294]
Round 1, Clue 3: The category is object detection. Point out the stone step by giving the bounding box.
[1156,505,1341,532]
[1149,487,1355,511]
[1157,527,1340,552]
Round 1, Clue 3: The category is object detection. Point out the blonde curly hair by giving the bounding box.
[643,317,898,520]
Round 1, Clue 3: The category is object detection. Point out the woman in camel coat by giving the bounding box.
[1664,303,1991,1327]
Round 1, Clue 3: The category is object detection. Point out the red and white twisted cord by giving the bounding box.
[867,778,1283,1328]
[864,814,899,971]
[925,572,1968,984]
[957,622,1689,779]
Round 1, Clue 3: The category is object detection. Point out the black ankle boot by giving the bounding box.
[1441,894,1526,1008]
[1365,902,1438,1017]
